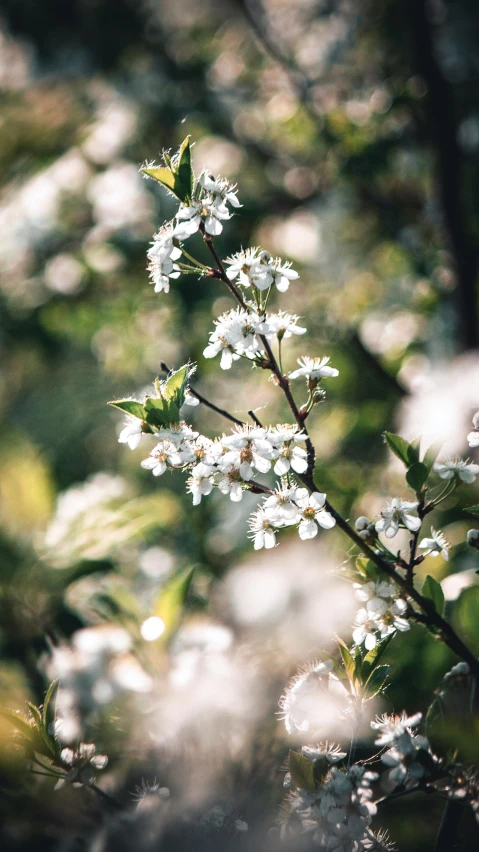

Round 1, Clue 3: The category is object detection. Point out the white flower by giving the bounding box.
[225,248,261,287]
[174,197,231,238]
[186,462,215,505]
[267,257,300,293]
[433,457,479,484]
[147,223,182,293]
[262,311,306,339]
[295,490,336,539]
[279,660,351,735]
[301,743,347,764]
[220,425,275,480]
[418,527,450,560]
[183,390,199,406]
[248,508,277,549]
[141,440,184,477]
[203,308,264,369]
[118,418,143,450]
[216,468,244,501]
[289,355,339,382]
[198,172,241,208]
[262,484,302,525]
[352,589,410,650]
[371,712,430,786]
[273,443,308,476]
[375,498,421,539]
[55,743,108,790]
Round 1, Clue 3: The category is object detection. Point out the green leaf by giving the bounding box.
[26,702,42,729]
[423,441,443,474]
[42,679,59,731]
[406,462,429,493]
[163,364,189,410]
[288,751,316,792]
[361,634,394,682]
[142,138,194,202]
[144,395,180,429]
[176,136,194,199]
[365,664,390,697]
[422,575,445,616]
[337,638,356,682]
[153,567,195,636]
[0,708,34,740]
[355,557,377,581]
[108,399,147,420]
[465,505,479,517]
[383,432,419,468]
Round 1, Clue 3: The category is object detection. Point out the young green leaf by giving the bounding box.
[423,441,443,474]
[422,575,445,616]
[355,557,378,581]
[163,364,189,410]
[361,633,394,682]
[108,399,147,420]
[0,708,35,740]
[383,432,419,468]
[406,462,428,493]
[176,136,194,199]
[288,750,316,792]
[42,679,59,731]
[144,395,180,429]
[337,638,356,682]
[365,664,390,697]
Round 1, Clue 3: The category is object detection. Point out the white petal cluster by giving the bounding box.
[375,498,421,539]
[118,417,143,450]
[290,763,378,851]
[174,172,240,239]
[225,247,299,292]
[279,660,351,736]
[289,355,339,382]
[418,527,450,560]
[249,485,335,550]
[147,223,182,293]
[203,308,265,369]
[467,411,479,448]
[371,712,431,786]
[352,581,410,650]
[433,456,479,484]
[55,743,108,790]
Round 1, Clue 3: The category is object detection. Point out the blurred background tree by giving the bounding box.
[1,1,479,849]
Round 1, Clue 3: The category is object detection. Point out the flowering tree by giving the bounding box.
[4,137,479,851]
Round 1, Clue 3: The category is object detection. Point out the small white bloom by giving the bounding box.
[419,527,450,560]
[141,440,184,477]
[295,490,336,539]
[118,418,143,450]
[198,172,242,208]
[375,498,421,539]
[248,508,277,550]
[55,743,108,790]
[174,197,231,238]
[262,310,306,339]
[262,484,302,525]
[186,462,215,505]
[434,457,479,484]
[203,308,264,369]
[289,355,339,382]
[225,247,261,287]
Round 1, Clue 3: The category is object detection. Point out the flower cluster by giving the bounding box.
[55,743,108,790]
[225,247,299,292]
[371,713,432,787]
[352,581,410,650]
[174,172,240,239]
[147,222,182,294]
[202,308,306,370]
[289,764,378,851]
[249,486,336,550]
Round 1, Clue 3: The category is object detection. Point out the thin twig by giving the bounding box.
[248,409,264,427]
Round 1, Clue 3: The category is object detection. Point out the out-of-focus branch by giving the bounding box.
[236,0,411,396]
[406,0,478,351]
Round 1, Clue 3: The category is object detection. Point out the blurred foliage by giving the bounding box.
[0,0,479,849]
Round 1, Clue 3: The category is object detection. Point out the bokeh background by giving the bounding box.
[1,0,479,849]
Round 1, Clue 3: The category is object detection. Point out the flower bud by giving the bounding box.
[355,516,371,531]
[467,529,479,549]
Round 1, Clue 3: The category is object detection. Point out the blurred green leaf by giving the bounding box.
[288,750,315,792]
[337,638,356,682]
[355,557,377,580]
[465,505,479,517]
[153,566,195,636]
[41,680,58,731]
[422,575,445,616]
